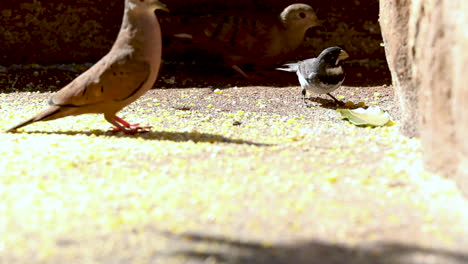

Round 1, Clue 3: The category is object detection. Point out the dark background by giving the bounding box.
[0,0,390,89]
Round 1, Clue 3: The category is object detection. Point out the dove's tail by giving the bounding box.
[276,63,298,72]
[6,106,62,132]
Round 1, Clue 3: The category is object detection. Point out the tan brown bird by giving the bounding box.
[7,0,168,134]
[171,3,319,78]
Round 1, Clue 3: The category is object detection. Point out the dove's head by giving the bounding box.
[280,4,319,31]
[127,0,169,12]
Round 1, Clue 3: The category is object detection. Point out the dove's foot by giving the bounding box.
[109,116,151,134]
[111,124,151,134]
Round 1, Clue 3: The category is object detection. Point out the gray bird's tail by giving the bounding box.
[276,63,298,72]
[6,106,62,133]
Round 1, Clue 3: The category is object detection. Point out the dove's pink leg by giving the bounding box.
[110,116,151,134]
[232,65,250,79]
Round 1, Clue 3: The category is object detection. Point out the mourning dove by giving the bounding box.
[7,0,168,134]
[277,46,349,107]
[171,3,319,78]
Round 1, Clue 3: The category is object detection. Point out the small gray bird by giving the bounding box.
[277,46,349,107]
[7,0,168,134]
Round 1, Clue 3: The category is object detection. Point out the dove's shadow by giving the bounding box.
[156,230,468,264]
[11,130,270,146]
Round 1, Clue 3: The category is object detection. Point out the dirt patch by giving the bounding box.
[0,59,391,94]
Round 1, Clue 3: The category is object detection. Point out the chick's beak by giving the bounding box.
[155,1,169,12]
[338,50,349,60]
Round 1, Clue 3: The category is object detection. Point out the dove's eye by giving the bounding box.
[299,12,306,19]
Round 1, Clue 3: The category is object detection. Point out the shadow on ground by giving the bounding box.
[158,231,468,264]
[10,130,270,146]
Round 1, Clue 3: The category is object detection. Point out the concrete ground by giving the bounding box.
[1,82,467,264]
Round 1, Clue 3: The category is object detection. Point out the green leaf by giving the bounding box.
[337,106,391,127]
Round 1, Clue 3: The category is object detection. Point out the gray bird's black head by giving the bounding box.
[317,47,349,66]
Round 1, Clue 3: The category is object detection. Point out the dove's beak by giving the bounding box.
[338,50,349,60]
[155,1,169,12]
[315,19,325,27]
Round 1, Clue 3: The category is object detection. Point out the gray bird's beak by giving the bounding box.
[338,50,349,60]
[155,1,169,12]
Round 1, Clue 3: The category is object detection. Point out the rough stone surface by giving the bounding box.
[408,0,468,196]
[379,0,468,196]
[379,0,418,137]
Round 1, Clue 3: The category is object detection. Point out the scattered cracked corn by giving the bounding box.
[1,90,467,261]
[326,174,338,183]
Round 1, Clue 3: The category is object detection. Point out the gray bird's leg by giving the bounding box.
[326,93,344,105]
[302,88,307,104]
[302,88,314,107]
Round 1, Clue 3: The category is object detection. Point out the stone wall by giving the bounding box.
[379,0,417,137]
[410,0,468,196]
[380,0,468,196]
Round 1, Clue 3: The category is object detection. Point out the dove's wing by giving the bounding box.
[50,55,150,107]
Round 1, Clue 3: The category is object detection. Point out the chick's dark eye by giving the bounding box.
[140,0,144,2]
[299,12,306,19]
